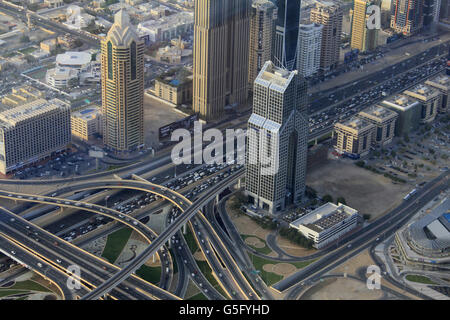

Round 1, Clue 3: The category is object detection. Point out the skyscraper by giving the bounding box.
[101,10,144,152]
[296,23,323,77]
[248,0,277,89]
[423,0,441,28]
[390,0,424,36]
[310,0,343,72]
[272,0,302,70]
[350,0,380,53]
[193,0,251,121]
[245,61,308,214]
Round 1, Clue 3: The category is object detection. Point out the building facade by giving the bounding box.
[425,74,449,113]
[71,106,102,141]
[390,0,424,36]
[101,10,145,152]
[296,23,323,78]
[334,116,375,157]
[350,0,380,53]
[381,94,422,136]
[272,0,301,70]
[248,0,277,89]
[404,84,442,124]
[310,0,343,72]
[290,202,360,249]
[245,61,308,214]
[0,99,71,175]
[193,0,250,120]
[358,105,398,147]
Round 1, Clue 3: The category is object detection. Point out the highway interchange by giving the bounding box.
[0,0,449,302]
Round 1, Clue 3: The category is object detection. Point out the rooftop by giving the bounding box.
[0,99,69,128]
[382,94,420,111]
[359,105,398,121]
[425,74,450,89]
[338,115,373,131]
[56,51,91,66]
[71,106,101,121]
[256,61,297,91]
[404,84,440,99]
[290,202,359,233]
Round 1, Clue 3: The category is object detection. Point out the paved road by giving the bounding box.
[281,171,449,298]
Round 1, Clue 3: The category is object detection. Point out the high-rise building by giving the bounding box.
[296,23,323,77]
[310,0,343,72]
[101,10,145,152]
[249,0,277,89]
[272,0,301,70]
[423,0,441,28]
[425,74,449,113]
[245,61,308,214]
[350,0,380,53]
[390,0,424,36]
[193,0,251,121]
[0,98,71,175]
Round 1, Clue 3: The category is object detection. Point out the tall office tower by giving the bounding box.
[390,0,424,36]
[193,0,251,121]
[310,0,343,72]
[101,10,145,152]
[441,0,450,21]
[350,0,380,53]
[248,0,277,89]
[245,61,308,214]
[296,23,323,77]
[423,0,441,28]
[272,0,301,70]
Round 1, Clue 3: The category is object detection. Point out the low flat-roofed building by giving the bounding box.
[395,197,450,268]
[425,74,449,113]
[154,68,193,106]
[334,116,375,157]
[381,94,421,136]
[358,105,398,146]
[404,84,442,123]
[1,85,44,107]
[290,202,360,249]
[0,98,71,175]
[71,106,102,141]
[40,38,57,53]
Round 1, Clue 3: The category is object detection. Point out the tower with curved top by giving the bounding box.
[101,10,144,152]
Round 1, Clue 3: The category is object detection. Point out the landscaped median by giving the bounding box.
[405,274,437,285]
[248,254,316,286]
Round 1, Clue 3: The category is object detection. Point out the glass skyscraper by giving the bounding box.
[272,0,302,70]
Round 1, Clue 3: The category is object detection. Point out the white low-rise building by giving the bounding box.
[137,11,193,43]
[290,202,360,249]
[46,67,79,88]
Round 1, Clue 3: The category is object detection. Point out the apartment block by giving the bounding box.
[296,23,323,77]
[310,0,343,72]
[248,0,277,88]
[0,99,71,175]
[71,106,102,141]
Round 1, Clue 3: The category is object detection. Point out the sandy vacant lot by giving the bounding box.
[300,277,384,300]
[306,159,411,219]
[144,94,186,149]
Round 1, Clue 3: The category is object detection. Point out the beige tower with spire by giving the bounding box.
[193,0,250,121]
[101,10,145,152]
